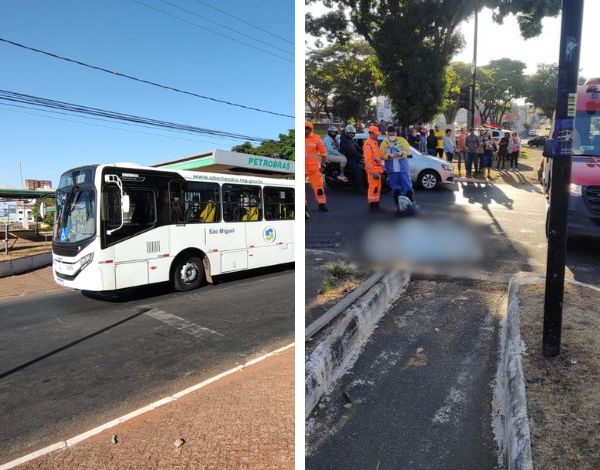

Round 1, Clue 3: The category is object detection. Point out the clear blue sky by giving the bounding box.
[0,0,294,188]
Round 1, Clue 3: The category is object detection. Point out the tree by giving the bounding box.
[525,63,558,118]
[307,0,560,124]
[524,63,587,119]
[305,41,381,122]
[476,59,527,125]
[232,129,295,160]
[441,62,472,125]
[32,196,55,226]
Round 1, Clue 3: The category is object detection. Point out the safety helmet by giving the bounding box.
[327,125,338,133]
[345,125,356,133]
[368,125,380,136]
[397,195,417,216]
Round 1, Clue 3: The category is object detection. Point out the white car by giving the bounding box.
[353,133,455,190]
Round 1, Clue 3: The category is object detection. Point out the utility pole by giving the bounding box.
[542,0,584,357]
[469,0,478,130]
[19,161,24,189]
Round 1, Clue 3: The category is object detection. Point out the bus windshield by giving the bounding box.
[54,188,96,243]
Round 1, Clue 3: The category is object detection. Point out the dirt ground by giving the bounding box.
[19,347,294,470]
[519,282,600,470]
[305,250,368,327]
[0,266,64,299]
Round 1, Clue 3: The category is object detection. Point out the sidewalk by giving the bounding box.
[0,266,63,300]
[13,346,294,469]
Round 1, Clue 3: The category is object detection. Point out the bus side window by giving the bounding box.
[183,182,221,224]
[222,184,262,222]
[264,187,295,221]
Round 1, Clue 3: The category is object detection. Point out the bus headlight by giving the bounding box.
[569,184,582,196]
[80,253,94,271]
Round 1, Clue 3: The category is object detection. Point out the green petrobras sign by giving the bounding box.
[246,156,293,171]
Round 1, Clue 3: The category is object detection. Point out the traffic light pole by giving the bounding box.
[542,0,584,357]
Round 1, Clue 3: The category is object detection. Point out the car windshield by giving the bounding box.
[573,112,600,156]
[54,188,96,243]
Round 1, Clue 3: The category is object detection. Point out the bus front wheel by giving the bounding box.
[173,256,203,292]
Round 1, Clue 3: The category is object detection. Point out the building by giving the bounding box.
[25,179,52,190]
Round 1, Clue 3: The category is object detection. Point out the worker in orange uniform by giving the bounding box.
[305,120,328,213]
[363,125,384,212]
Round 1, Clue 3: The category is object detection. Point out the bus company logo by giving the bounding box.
[263,226,276,243]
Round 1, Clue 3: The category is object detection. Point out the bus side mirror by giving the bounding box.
[543,138,554,158]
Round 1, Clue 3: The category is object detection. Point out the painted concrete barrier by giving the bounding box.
[305,269,410,419]
[0,252,52,278]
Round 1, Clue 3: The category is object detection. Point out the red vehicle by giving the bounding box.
[542,78,600,238]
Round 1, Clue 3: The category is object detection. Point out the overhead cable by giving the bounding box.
[0,37,294,119]
[0,89,268,142]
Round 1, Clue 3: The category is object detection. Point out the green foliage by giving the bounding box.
[441,62,472,124]
[307,0,560,124]
[525,63,558,118]
[476,59,527,124]
[231,129,295,160]
[306,41,380,122]
[32,196,55,226]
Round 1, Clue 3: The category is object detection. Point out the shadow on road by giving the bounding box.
[82,263,295,302]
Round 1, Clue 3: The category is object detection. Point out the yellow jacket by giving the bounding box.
[381,137,411,160]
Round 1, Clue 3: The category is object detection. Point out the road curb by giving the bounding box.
[0,252,51,278]
[305,269,410,420]
[493,272,542,470]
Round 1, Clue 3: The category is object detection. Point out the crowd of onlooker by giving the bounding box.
[349,119,521,180]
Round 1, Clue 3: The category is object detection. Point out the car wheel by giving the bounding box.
[173,256,203,292]
[418,170,440,190]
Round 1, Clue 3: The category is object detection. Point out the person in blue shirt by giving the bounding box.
[323,125,348,182]
[443,128,455,162]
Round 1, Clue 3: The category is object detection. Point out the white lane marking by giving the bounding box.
[0,342,295,470]
[144,308,225,338]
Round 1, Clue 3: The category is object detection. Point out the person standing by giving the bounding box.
[509,132,521,171]
[465,128,479,178]
[418,126,428,154]
[381,126,414,214]
[434,125,444,158]
[363,125,384,211]
[443,128,455,163]
[408,127,420,148]
[476,128,486,175]
[482,130,496,179]
[305,120,328,212]
[340,124,366,191]
[323,125,349,182]
[456,128,467,176]
[496,132,510,171]
[427,129,437,156]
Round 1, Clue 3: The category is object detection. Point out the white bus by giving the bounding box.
[52,150,295,292]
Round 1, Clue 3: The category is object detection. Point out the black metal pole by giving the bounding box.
[469,0,478,129]
[542,0,584,357]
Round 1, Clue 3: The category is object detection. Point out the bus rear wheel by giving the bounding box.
[173,256,203,292]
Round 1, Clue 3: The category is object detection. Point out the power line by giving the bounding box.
[129,0,294,64]
[0,37,293,119]
[0,103,234,146]
[159,0,293,56]
[193,0,294,46]
[0,89,269,142]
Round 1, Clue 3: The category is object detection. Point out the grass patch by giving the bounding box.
[321,262,356,294]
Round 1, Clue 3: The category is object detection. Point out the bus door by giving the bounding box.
[247,185,295,269]
[212,183,261,273]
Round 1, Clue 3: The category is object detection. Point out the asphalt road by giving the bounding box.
[0,265,294,463]
[306,167,600,468]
